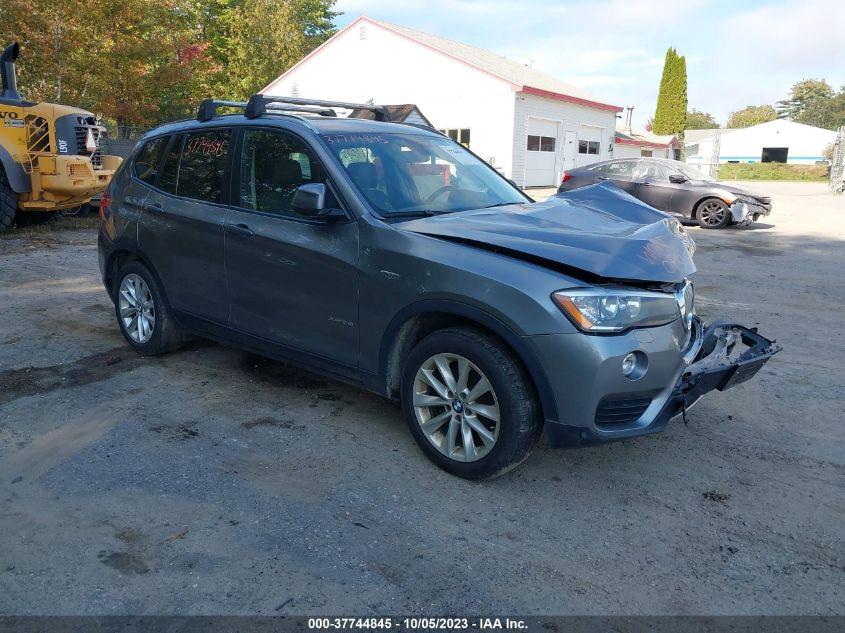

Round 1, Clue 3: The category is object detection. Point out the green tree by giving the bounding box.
[202,0,337,100]
[652,47,687,137]
[776,79,845,129]
[726,104,778,129]
[686,109,719,129]
[1,0,338,125]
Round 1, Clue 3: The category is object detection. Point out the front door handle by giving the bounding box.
[226,222,254,237]
[143,202,164,214]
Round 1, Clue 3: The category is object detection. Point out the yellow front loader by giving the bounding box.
[0,42,121,232]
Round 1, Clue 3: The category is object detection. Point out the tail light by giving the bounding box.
[99,190,111,220]
[561,171,571,184]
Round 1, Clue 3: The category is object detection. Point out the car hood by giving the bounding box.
[397,182,697,283]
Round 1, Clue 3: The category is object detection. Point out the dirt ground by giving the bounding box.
[0,182,843,615]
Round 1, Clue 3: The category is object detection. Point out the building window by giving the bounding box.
[527,135,555,152]
[640,149,653,157]
[578,140,600,155]
[440,128,470,148]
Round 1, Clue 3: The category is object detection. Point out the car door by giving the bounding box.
[631,159,674,212]
[224,127,360,367]
[136,129,233,324]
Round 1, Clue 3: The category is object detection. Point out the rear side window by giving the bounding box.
[177,130,232,203]
[158,134,183,195]
[133,136,169,185]
[595,161,635,177]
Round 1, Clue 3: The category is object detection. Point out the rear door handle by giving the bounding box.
[597,176,609,181]
[143,202,164,214]
[226,222,254,237]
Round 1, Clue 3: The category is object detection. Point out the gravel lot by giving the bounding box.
[1,182,843,615]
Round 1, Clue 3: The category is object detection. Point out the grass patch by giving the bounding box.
[1,215,99,239]
[717,163,828,181]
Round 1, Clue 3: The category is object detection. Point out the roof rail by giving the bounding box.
[197,99,247,122]
[245,94,391,121]
[197,98,338,122]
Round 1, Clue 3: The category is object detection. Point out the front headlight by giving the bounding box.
[552,288,681,333]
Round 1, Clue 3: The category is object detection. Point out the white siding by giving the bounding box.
[615,144,671,159]
[614,144,642,159]
[511,92,617,187]
[264,22,516,178]
[715,119,836,164]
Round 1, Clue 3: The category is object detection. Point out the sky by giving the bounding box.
[333,0,845,129]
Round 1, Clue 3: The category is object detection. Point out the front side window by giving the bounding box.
[133,136,169,185]
[240,129,325,218]
[177,129,231,203]
[634,160,669,181]
[578,140,600,155]
[322,132,526,217]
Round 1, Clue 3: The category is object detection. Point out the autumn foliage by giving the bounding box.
[1,0,337,126]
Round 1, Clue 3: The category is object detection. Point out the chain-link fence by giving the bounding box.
[830,126,845,194]
[100,124,154,159]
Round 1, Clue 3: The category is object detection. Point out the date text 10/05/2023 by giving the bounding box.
[307,618,528,630]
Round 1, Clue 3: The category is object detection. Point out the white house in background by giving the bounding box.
[262,15,622,187]
[685,119,837,171]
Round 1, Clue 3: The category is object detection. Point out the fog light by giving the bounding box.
[622,353,637,376]
[621,351,647,380]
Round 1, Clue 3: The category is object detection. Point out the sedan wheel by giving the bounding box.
[118,273,156,344]
[697,199,731,229]
[412,352,500,462]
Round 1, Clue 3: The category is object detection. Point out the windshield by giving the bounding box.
[321,132,527,216]
[665,159,714,182]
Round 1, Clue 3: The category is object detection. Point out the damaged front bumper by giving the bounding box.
[730,198,772,226]
[672,319,781,412]
[546,317,782,446]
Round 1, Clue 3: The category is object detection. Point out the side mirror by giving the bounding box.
[669,173,687,184]
[291,183,345,221]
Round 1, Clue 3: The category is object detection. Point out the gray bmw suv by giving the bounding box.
[97,95,780,479]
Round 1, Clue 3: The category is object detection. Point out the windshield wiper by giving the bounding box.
[479,202,520,210]
[382,209,441,219]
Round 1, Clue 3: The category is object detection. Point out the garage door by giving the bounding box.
[525,118,558,187]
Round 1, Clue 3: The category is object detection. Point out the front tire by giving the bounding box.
[696,198,731,229]
[113,261,184,355]
[401,327,542,479]
[0,170,18,233]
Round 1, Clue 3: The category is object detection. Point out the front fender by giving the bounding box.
[378,298,559,423]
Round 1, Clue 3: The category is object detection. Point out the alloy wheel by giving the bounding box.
[699,200,727,226]
[118,273,156,344]
[412,353,500,462]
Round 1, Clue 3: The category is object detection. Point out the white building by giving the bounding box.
[263,16,622,187]
[685,119,837,171]
[614,130,680,160]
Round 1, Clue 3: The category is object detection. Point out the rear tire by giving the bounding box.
[696,198,731,229]
[0,170,17,233]
[401,327,542,479]
[113,261,184,355]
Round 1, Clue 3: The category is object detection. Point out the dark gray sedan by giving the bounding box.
[557,158,771,229]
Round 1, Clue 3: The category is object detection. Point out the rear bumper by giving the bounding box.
[545,318,781,447]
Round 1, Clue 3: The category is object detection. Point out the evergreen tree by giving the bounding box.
[652,48,688,137]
